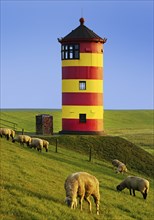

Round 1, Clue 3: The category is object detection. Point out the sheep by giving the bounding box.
[12,135,31,146]
[42,139,49,152]
[30,138,44,152]
[116,163,127,174]
[112,159,121,168]
[64,172,100,215]
[0,128,15,140]
[116,176,149,199]
[112,159,127,174]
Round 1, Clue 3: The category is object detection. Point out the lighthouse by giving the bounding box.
[58,18,107,134]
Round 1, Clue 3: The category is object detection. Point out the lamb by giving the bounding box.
[12,135,31,146]
[112,159,127,174]
[116,176,149,199]
[30,138,44,152]
[42,139,49,152]
[64,172,100,215]
[0,128,15,140]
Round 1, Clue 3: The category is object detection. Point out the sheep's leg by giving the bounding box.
[93,196,99,215]
[79,196,84,211]
[133,189,135,196]
[71,200,77,209]
[96,202,99,215]
[142,190,147,199]
[129,189,132,195]
[85,196,92,213]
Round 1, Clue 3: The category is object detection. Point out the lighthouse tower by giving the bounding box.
[58,18,107,134]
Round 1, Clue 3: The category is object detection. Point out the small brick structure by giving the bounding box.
[36,114,53,135]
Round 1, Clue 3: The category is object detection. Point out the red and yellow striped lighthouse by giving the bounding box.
[58,18,107,134]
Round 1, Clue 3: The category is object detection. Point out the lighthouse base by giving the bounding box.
[59,130,105,135]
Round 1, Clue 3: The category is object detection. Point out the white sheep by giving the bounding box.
[116,163,128,174]
[64,172,100,215]
[42,139,49,152]
[112,159,121,168]
[30,138,44,152]
[0,128,15,140]
[12,135,31,146]
[112,159,127,174]
[116,176,149,199]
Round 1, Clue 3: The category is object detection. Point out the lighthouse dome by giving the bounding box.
[58,18,107,43]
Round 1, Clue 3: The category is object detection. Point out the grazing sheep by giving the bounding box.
[112,159,127,174]
[12,135,31,146]
[112,159,121,168]
[0,128,15,140]
[42,139,49,152]
[116,176,149,199]
[116,163,127,174]
[64,172,100,215]
[30,138,44,152]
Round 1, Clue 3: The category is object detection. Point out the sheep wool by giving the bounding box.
[112,159,127,174]
[42,139,49,152]
[30,138,44,152]
[116,163,127,174]
[0,128,15,140]
[64,172,100,215]
[116,176,149,199]
[112,159,121,167]
[12,135,31,146]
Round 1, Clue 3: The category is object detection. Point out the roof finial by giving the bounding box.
[79,17,85,25]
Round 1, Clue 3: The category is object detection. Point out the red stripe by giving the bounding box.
[62,93,103,105]
[62,119,103,131]
[62,67,103,79]
[79,42,103,53]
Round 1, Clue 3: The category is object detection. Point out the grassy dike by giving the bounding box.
[0,109,154,219]
[1,138,154,220]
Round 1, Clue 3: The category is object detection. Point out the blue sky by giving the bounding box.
[1,0,153,109]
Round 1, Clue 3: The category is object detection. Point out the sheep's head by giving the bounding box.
[116,184,123,191]
[65,197,72,207]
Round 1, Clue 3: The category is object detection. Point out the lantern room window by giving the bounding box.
[61,44,79,60]
[79,114,86,123]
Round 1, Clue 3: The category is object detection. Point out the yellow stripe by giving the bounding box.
[62,53,103,67]
[62,80,103,93]
[62,106,103,119]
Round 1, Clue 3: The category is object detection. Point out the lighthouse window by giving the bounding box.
[61,44,79,60]
[79,114,86,123]
[79,81,86,90]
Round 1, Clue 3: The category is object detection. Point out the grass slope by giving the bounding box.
[1,138,154,220]
[44,135,154,178]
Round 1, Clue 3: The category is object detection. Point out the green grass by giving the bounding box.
[0,109,62,133]
[1,109,153,155]
[104,110,154,155]
[1,138,154,220]
[44,135,154,178]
